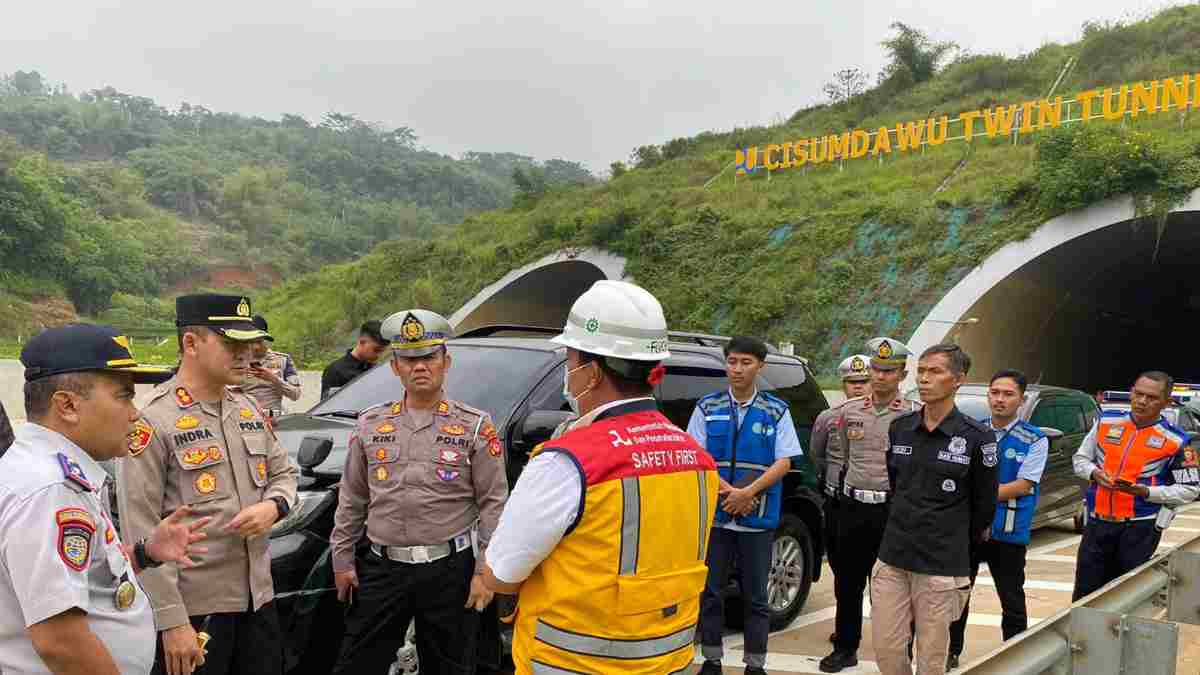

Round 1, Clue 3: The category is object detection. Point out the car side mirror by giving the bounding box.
[298,435,334,470]
[1040,427,1065,441]
[515,410,576,452]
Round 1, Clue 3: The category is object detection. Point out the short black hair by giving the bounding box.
[360,320,390,346]
[724,336,768,362]
[578,352,655,397]
[24,372,95,420]
[1135,370,1174,399]
[991,369,1028,393]
[919,343,971,376]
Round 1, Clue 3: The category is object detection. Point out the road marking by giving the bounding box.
[1028,534,1081,556]
[1168,526,1200,533]
[976,576,1074,593]
[694,650,882,673]
[1026,554,1077,563]
[1173,514,1200,521]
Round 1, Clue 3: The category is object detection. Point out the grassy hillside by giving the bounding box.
[0,74,594,333]
[255,7,1200,373]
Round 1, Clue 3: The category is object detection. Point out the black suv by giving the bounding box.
[266,327,830,674]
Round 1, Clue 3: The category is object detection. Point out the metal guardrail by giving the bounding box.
[961,530,1200,675]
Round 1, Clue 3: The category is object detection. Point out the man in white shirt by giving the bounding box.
[690,336,804,675]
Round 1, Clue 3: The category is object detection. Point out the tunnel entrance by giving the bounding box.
[958,212,1200,392]
[449,248,626,334]
[909,191,1200,393]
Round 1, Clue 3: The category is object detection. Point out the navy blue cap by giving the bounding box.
[21,324,173,384]
[175,294,269,342]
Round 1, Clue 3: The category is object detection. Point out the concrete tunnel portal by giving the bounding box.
[451,192,1200,395]
[908,189,1200,393]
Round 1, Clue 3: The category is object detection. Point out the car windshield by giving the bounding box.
[309,344,557,419]
[954,391,992,422]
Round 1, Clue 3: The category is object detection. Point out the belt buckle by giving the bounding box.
[411,546,431,564]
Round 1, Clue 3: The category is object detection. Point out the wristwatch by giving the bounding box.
[134,538,163,569]
[270,496,291,521]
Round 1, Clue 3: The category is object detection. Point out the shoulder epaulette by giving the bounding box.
[451,400,485,420]
[56,453,92,492]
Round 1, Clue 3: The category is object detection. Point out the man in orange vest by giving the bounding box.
[482,280,719,674]
[1072,370,1199,600]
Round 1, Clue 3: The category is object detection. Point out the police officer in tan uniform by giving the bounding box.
[242,315,301,417]
[820,338,920,673]
[809,354,871,646]
[118,294,299,675]
[330,309,508,675]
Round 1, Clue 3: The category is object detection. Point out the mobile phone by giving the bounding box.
[250,361,263,368]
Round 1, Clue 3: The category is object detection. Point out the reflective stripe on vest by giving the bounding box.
[535,620,697,660]
[619,477,640,576]
[696,472,708,559]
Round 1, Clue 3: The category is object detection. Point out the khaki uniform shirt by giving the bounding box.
[330,396,509,575]
[809,407,840,496]
[116,376,298,630]
[1,424,155,674]
[242,350,301,414]
[829,395,921,492]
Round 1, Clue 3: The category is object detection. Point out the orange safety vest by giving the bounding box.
[1086,411,1189,520]
[512,401,718,674]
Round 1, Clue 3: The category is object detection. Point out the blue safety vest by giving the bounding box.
[989,419,1044,545]
[696,390,787,530]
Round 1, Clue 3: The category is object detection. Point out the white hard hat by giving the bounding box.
[551,280,669,361]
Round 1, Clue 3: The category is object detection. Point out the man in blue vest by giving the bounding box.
[946,369,1047,670]
[691,335,804,675]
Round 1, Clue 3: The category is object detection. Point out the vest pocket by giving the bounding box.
[615,565,708,616]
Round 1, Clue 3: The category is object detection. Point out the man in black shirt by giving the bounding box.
[320,320,390,399]
[870,344,998,675]
[0,401,13,457]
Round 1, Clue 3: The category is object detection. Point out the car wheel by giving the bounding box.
[387,620,419,675]
[767,513,814,631]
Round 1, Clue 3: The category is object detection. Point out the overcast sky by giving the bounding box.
[0,0,1180,171]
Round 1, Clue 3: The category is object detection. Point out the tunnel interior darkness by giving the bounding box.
[954,211,1200,393]
[451,259,608,335]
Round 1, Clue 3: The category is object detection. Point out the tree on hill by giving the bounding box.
[878,22,957,90]
[823,68,869,104]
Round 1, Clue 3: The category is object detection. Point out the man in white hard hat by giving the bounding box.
[482,280,719,674]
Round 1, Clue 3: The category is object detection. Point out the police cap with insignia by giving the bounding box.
[21,324,173,384]
[381,309,452,358]
[251,315,275,342]
[866,336,911,370]
[175,293,270,342]
[837,354,872,382]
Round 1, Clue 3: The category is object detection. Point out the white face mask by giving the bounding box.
[562,362,594,415]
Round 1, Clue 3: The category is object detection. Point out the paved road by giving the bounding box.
[691,505,1200,674]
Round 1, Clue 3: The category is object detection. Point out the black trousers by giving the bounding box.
[823,495,840,574]
[151,602,283,675]
[1072,519,1162,601]
[333,545,479,675]
[700,528,773,663]
[948,539,1028,656]
[831,498,889,652]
